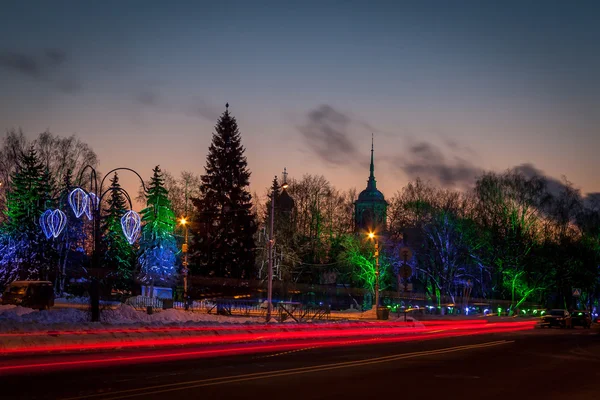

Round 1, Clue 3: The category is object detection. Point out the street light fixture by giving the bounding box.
[367,231,380,309]
[180,216,190,307]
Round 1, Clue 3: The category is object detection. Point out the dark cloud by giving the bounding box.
[187,99,221,121]
[584,193,600,210]
[399,141,481,188]
[135,90,220,121]
[298,105,359,165]
[136,91,159,106]
[0,51,40,78]
[45,49,67,65]
[512,163,568,196]
[57,79,82,94]
[0,48,78,94]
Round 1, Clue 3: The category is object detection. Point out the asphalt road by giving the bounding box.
[3,326,599,400]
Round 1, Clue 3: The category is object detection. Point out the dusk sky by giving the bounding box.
[1,0,599,204]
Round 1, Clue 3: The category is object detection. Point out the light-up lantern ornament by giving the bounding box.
[121,210,141,245]
[40,209,67,239]
[49,209,67,238]
[40,210,54,239]
[68,188,88,218]
[84,192,99,220]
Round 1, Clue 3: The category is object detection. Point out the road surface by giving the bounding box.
[2,325,598,400]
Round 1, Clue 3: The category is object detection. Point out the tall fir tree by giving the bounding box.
[192,104,257,278]
[5,146,47,234]
[139,166,178,287]
[101,173,135,290]
[4,146,56,279]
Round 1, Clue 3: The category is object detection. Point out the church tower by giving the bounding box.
[354,136,387,233]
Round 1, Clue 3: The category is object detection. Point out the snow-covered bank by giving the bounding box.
[0,304,423,354]
[0,304,261,333]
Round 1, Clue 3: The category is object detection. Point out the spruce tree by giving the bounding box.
[4,146,56,279]
[101,173,134,289]
[192,104,257,278]
[139,166,178,287]
[5,146,47,235]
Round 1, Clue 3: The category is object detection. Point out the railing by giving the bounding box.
[125,296,163,310]
[278,302,330,322]
[206,299,265,316]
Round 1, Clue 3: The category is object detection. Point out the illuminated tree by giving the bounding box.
[101,173,134,289]
[138,166,178,288]
[3,146,56,280]
[337,234,393,309]
[474,171,548,313]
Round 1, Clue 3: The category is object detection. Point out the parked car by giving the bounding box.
[571,311,592,328]
[1,281,55,310]
[540,309,572,328]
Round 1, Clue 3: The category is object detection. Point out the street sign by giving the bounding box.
[400,247,413,262]
[572,288,581,297]
[399,263,412,279]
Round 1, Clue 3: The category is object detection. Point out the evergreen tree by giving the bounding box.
[4,146,56,279]
[139,166,178,287]
[101,173,134,290]
[5,146,47,234]
[192,104,257,278]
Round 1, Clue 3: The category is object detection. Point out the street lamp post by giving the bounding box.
[41,166,146,321]
[179,217,189,308]
[368,232,380,309]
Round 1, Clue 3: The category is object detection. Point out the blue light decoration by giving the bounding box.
[84,192,99,220]
[40,209,67,239]
[68,188,88,218]
[39,210,54,239]
[121,210,141,244]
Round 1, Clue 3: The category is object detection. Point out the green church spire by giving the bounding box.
[367,134,376,190]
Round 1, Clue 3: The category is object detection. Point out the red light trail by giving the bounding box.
[0,320,536,375]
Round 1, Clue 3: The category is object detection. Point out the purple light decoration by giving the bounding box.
[121,210,141,245]
[84,192,99,220]
[39,210,54,239]
[68,188,88,218]
[40,209,67,239]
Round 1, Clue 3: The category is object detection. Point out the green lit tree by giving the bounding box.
[101,173,134,290]
[191,105,257,278]
[138,166,178,288]
[474,171,548,313]
[337,234,393,309]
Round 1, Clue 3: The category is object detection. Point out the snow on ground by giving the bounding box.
[0,304,263,333]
